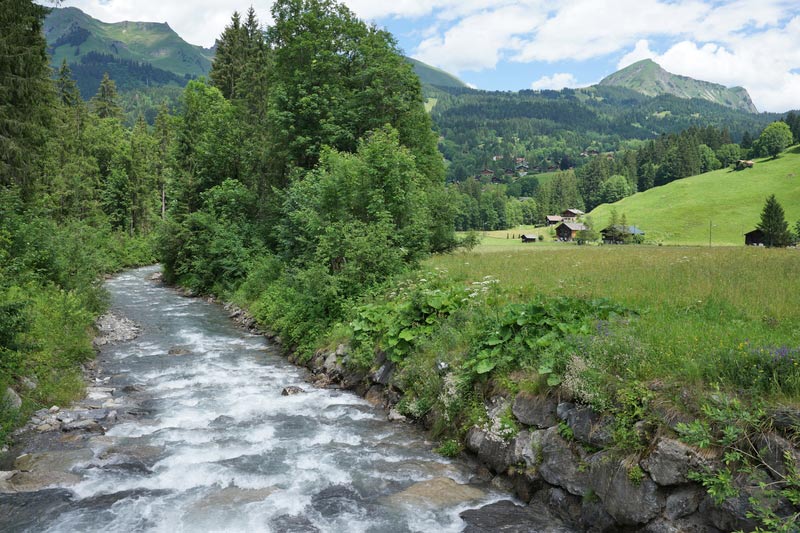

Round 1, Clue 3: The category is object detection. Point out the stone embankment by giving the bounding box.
[225,301,799,532]
[0,311,141,493]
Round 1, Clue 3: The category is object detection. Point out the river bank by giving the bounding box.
[224,296,799,532]
[1,266,553,532]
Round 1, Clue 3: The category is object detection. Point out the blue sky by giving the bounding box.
[61,0,800,112]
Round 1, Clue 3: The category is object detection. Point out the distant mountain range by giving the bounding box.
[43,6,466,98]
[44,7,762,117]
[599,59,757,114]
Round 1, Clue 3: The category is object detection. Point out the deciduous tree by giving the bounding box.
[756,122,793,159]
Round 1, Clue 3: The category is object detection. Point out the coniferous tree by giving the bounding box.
[0,0,53,193]
[756,194,792,248]
[91,73,123,119]
[741,131,753,150]
[56,59,81,107]
[210,11,246,100]
[153,103,174,220]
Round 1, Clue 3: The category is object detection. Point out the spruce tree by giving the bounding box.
[756,194,792,247]
[91,73,123,119]
[56,59,81,107]
[0,0,54,193]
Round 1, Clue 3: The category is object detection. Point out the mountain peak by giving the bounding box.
[599,59,757,113]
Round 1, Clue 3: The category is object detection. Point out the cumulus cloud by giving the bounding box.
[414,5,544,72]
[531,72,579,90]
[617,40,656,69]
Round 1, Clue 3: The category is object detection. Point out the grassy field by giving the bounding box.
[588,147,800,246]
[428,245,800,402]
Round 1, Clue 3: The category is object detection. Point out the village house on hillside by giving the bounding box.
[556,222,587,241]
[601,225,646,244]
[546,215,563,226]
[561,208,584,221]
[521,234,538,243]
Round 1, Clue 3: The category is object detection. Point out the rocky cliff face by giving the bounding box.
[599,59,758,113]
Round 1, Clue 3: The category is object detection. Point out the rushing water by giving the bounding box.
[10,266,505,532]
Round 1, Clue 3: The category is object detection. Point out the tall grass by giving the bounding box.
[428,246,800,401]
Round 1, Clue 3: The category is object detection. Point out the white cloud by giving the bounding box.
[617,40,656,69]
[514,0,710,63]
[414,5,545,72]
[531,72,579,90]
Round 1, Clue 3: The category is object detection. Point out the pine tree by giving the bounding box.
[91,73,123,119]
[756,195,792,248]
[154,103,173,220]
[0,0,54,193]
[56,59,81,107]
[209,12,246,100]
[741,131,753,150]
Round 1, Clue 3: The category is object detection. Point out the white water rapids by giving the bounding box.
[12,266,507,532]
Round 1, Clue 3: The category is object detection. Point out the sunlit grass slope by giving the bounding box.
[589,147,800,245]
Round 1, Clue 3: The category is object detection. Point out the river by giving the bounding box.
[2,266,507,532]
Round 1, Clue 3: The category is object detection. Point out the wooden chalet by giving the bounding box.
[546,215,563,226]
[521,234,538,243]
[561,208,585,221]
[601,225,645,244]
[556,222,587,242]
[744,228,765,246]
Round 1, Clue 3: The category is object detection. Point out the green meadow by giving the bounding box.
[588,148,800,246]
[427,245,800,403]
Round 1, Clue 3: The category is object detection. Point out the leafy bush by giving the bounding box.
[462,296,630,385]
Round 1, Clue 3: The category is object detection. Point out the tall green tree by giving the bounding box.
[266,0,441,185]
[153,103,174,220]
[0,0,53,193]
[756,194,792,248]
[757,122,793,158]
[210,11,246,100]
[56,59,81,107]
[91,73,123,120]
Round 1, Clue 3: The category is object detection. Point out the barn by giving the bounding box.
[561,208,585,220]
[745,228,765,246]
[556,222,587,241]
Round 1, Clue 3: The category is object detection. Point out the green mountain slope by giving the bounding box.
[405,57,466,88]
[599,59,758,114]
[588,147,800,245]
[44,7,213,79]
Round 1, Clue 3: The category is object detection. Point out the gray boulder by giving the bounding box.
[459,499,577,533]
[466,426,512,474]
[640,437,706,486]
[3,388,21,410]
[512,392,558,428]
[538,427,591,496]
[564,405,614,447]
[665,485,703,519]
[588,451,664,526]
